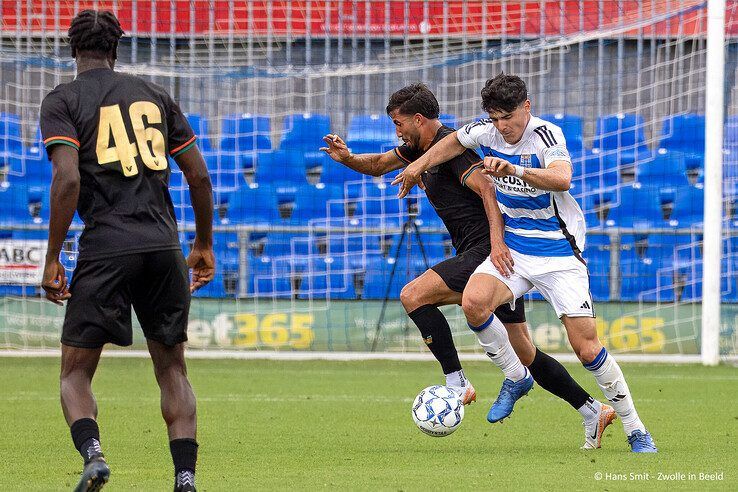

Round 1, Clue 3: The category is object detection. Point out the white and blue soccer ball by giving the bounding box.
[411,385,464,437]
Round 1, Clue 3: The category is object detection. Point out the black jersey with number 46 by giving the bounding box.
[40,67,196,261]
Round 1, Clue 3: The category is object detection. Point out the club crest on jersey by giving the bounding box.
[520,154,532,167]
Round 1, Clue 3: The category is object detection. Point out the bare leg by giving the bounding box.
[60,344,102,425]
[147,340,196,440]
[505,322,536,366]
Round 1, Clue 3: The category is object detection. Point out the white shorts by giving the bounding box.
[472,249,595,319]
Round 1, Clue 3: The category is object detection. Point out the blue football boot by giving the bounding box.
[486,372,534,423]
[628,429,658,453]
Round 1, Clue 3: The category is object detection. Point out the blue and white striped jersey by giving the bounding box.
[457,115,586,257]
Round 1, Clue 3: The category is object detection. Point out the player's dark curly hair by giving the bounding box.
[386,83,440,120]
[68,10,124,59]
[480,73,528,113]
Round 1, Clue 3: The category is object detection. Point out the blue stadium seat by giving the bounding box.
[361,257,420,299]
[268,113,335,184]
[262,232,313,259]
[658,113,705,156]
[636,150,690,188]
[170,189,195,223]
[592,113,652,165]
[226,184,279,225]
[623,232,698,265]
[323,234,382,258]
[319,157,365,184]
[255,151,311,185]
[184,113,214,152]
[345,114,398,154]
[5,144,50,189]
[220,114,271,151]
[204,151,248,177]
[582,234,610,301]
[290,184,343,224]
[297,256,357,299]
[667,185,704,227]
[581,190,615,229]
[602,184,663,227]
[385,232,446,266]
[279,113,331,152]
[411,194,445,229]
[250,255,294,298]
[189,232,239,298]
[0,186,30,225]
[578,151,620,190]
[539,113,584,156]
[0,113,23,161]
[620,256,660,301]
[439,114,458,129]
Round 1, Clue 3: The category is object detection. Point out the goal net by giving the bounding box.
[1,0,736,361]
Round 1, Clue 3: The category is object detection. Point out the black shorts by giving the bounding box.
[430,244,526,324]
[61,249,191,348]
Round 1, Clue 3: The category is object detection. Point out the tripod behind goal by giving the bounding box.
[370,198,430,352]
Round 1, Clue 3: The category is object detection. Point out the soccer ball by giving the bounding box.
[411,385,464,437]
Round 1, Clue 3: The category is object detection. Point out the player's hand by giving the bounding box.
[391,161,426,198]
[187,245,216,293]
[41,258,71,305]
[319,134,351,163]
[490,243,514,278]
[481,156,515,177]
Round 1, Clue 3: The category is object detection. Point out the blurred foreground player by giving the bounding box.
[40,10,214,491]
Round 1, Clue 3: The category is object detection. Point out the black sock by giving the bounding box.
[170,438,198,477]
[408,305,462,374]
[70,418,102,462]
[527,348,590,409]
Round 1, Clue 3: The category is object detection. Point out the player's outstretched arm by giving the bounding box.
[42,145,79,304]
[464,169,514,278]
[392,131,466,198]
[319,134,404,177]
[482,158,572,192]
[175,146,215,292]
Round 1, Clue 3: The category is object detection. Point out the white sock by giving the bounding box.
[468,313,528,382]
[584,348,646,435]
[445,369,467,388]
[577,396,602,422]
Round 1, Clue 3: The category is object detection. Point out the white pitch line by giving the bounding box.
[0,349,734,364]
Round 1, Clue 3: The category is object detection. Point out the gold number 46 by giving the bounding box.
[96,101,167,177]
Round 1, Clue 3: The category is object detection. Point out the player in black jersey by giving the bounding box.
[321,84,612,445]
[39,11,213,492]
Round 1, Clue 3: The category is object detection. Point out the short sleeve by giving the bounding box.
[40,87,79,157]
[163,93,196,158]
[393,143,421,165]
[457,119,491,149]
[534,125,572,168]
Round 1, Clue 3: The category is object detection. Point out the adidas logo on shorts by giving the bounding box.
[580,300,591,310]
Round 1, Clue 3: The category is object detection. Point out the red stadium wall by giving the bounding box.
[1,0,728,38]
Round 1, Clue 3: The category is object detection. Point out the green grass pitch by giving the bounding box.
[1,357,736,491]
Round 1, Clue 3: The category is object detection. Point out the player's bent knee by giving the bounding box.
[569,336,603,364]
[400,277,436,312]
[461,292,489,323]
[399,281,418,310]
[575,343,604,365]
